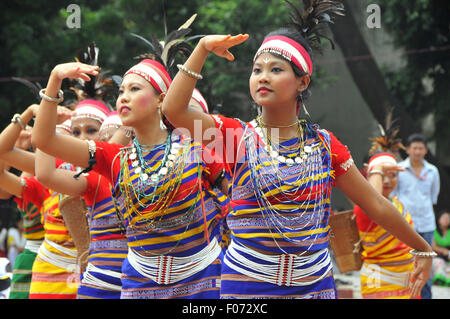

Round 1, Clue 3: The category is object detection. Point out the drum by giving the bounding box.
[329,210,362,273]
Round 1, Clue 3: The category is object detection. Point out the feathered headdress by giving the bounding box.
[11,77,43,102]
[130,13,203,77]
[69,42,114,107]
[368,109,405,158]
[284,0,345,53]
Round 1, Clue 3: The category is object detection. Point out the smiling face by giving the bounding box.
[249,52,309,111]
[116,74,162,128]
[71,117,102,141]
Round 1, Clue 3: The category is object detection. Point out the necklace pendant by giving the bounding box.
[295,157,303,164]
[129,153,137,160]
[304,145,312,153]
[271,150,279,158]
[159,167,168,176]
[135,167,142,174]
[277,155,286,163]
[286,158,294,165]
[150,174,158,182]
[141,173,148,181]
[132,160,139,168]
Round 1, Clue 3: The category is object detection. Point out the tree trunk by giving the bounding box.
[330,0,449,212]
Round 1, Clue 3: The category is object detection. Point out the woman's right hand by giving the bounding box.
[50,62,99,82]
[200,34,249,61]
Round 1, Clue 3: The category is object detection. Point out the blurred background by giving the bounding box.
[0,0,449,214]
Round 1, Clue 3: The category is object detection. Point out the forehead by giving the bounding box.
[254,52,291,66]
[121,73,151,87]
[409,141,426,148]
[71,117,102,128]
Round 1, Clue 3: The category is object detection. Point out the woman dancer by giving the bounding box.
[354,123,418,298]
[0,128,44,299]
[161,0,434,298]
[32,19,228,298]
[0,104,78,298]
[35,109,130,299]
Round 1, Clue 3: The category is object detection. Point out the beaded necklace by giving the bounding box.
[234,119,333,254]
[115,132,206,255]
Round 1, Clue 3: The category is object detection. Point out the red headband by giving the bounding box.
[124,59,172,94]
[254,35,313,76]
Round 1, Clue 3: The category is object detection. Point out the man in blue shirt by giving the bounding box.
[392,134,440,299]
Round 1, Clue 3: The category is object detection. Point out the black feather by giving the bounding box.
[284,0,345,53]
[129,14,199,75]
[70,42,113,108]
[11,77,42,102]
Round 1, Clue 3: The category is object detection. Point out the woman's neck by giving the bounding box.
[133,120,168,146]
[260,106,300,139]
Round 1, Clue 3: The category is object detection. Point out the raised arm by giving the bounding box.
[0,105,38,174]
[0,159,28,198]
[32,62,99,168]
[162,34,249,144]
[336,165,433,298]
[34,149,87,197]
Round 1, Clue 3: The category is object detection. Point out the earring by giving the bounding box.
[302,103,311,118]
[158,108,167,130]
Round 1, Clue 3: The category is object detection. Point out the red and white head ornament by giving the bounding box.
[254,35,313,76]
[72,99,110,124]
[56,119,72,135]
[100,111,122,132]
[124,59,172,94]
[367,152,397,173]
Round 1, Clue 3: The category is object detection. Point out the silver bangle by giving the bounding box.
[11,113,25,129]
[177,64,203,80]
[410,249,437,258]
[39,88,64,103]
[368,169,384,177]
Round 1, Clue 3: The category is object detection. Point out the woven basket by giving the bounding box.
[329,210,362,273]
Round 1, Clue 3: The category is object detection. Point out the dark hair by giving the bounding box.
[406,133,427,147]
[262,28,314,109]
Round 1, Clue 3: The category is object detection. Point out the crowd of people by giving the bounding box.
[0,0,448,300]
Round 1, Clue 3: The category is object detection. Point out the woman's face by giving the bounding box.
[382,170,399,198]
[71,117,102,141]
[249,52,308,110]
[116,74,161,127]
[438,212,450,230]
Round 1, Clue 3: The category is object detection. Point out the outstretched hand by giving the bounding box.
[201,34,249,61]
[409,256,432,298]
[51,62,99,82]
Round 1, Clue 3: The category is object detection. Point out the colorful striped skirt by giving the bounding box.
[120,246,223,299]
[76,238,128,299]
[220,241,337,299]
[360,262,413,299]
[28,239,78,299]
[9,247,38,299]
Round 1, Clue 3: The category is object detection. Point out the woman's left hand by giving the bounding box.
[409,256,433,298]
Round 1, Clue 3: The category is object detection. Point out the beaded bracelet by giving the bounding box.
[177,64,203,80]
[39,88,64,103]
[410,249,437,258]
